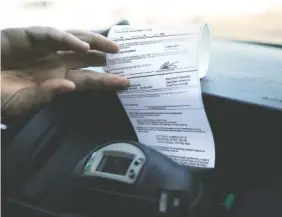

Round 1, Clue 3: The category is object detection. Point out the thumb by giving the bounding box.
[2,79,75,118]
[40,78,76,94]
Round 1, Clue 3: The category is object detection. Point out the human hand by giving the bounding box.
[1,26,128,119]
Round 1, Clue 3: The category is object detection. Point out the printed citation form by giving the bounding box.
[106,24,215,168]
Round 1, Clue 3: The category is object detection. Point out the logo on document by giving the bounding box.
[160,61,179,70]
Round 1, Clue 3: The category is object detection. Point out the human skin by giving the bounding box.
[1,26,128,118]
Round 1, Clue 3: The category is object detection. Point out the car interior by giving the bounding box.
[1,1,282,217]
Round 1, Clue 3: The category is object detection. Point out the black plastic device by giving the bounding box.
[72,140,209,217]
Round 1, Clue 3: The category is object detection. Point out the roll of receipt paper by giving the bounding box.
[106,24,215,168]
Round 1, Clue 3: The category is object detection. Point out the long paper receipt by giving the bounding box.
[106,24,215,168]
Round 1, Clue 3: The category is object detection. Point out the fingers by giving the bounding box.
[59,50,106,69]
[67,30,119,53]
[66,69,129,90]
[1,70,128,118]
[25,26,90,53]
[25,27,120,53]
[40,78,76,93]
[2,78,76,118]
[2,26,119,70]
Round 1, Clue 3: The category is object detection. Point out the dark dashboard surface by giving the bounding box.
[203,39,282,110]
[2,38,282,217]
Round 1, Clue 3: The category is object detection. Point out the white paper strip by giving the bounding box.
[106,24,215,168]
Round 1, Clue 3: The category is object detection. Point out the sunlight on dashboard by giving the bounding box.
[0,0,281,45]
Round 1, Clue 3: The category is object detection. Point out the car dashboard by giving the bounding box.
[2,37,282,217]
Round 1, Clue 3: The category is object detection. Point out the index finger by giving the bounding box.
[25,26,90,53]
[67,30,119,53]
[66,69,129,90]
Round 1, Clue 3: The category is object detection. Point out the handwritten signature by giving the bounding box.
[160,61,179,70]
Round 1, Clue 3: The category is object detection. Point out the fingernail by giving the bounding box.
[114,42,120,50]
[82,41,90,50]
[56,86,76,94]
[104,76,129,87]
[110,41,120,53]
[119,77,129,86]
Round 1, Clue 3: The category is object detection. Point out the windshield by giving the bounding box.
[1,0,281,45]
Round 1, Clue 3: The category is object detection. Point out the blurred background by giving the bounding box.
[1,0,282,45]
